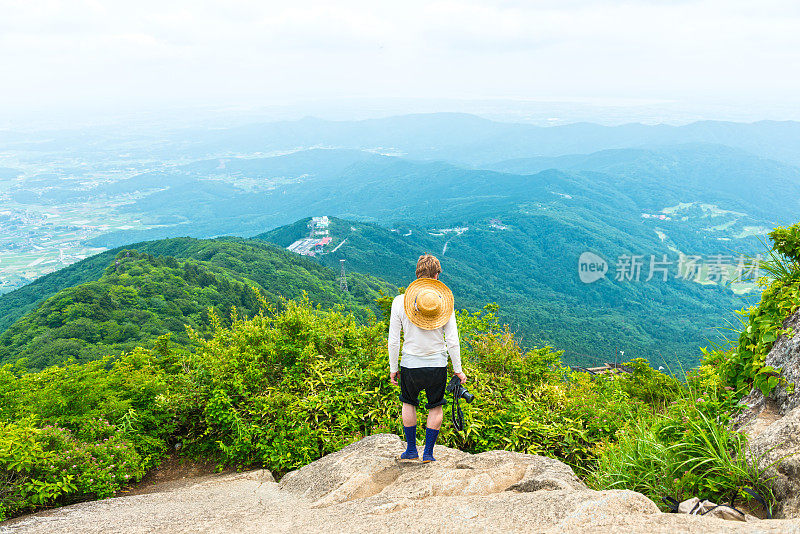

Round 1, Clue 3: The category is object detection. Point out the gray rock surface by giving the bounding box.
[768,309,800,414]
[734,309,800,519]
[747,404,800,519]
[278,434,585,507]
[5,434,800,533]
[736,309,800,431]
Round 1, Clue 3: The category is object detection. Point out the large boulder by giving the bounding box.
[278,433,585,507]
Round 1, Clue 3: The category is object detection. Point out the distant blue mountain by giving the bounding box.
[485,143,800,224]
[180,113,800,166]
[85,143,799,248]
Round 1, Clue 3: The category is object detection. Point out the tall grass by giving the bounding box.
[589,420,676,499]
[738,236,800,283]
[587,382,777,516]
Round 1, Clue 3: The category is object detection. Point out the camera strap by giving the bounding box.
[451,388,464,432]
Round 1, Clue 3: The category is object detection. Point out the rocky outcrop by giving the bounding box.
[736,309,800,431]
[7,433,800,533]
[747,405,800,519]
[768,308,800,413]
[734,309,800,518]
[278,433,585,507]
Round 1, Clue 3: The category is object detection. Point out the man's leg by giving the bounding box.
[426,406,443,430]
[400,402,419,460]
[402,402,418,427]
[422,368,448,463]
[422,405,443,463]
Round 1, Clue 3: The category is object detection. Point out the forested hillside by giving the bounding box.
[0,237,393,336]
[0,240,395,368]
[260,215,754,368]
[0,251,264,368]
[486,144,800,225]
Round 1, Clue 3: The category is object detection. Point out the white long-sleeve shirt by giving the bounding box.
[388,293,462,373]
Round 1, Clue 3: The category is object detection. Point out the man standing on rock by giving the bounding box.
[388,254,466,463]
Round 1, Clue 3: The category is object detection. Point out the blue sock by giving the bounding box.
[401,425,418,459]
[423,427,439,462]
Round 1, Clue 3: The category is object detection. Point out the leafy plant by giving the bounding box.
[769,223,800,263]
[0,419,143,520]
[589,383,777,515]
[697,223,800,399]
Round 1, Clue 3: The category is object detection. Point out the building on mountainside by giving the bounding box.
[287,217,335,256]
[308,216,331,236]
[313,237,332,252]
[288,233,333,257]
[570,363,633,376]
[641,213,672,221]
[287,238,319,256]
[310,216,329,227]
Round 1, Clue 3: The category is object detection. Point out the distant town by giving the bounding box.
[287,216,335,256]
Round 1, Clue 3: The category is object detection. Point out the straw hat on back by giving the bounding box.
[404,277,454,330]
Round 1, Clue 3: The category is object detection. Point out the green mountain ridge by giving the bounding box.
[258,216,755,368]
[0,251,265,368]
[484,143,800,224]
[0,238,395,368]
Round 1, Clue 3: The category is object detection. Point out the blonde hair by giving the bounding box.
[416,254,442,279]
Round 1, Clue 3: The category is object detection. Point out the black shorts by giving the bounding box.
[399,366,448,409]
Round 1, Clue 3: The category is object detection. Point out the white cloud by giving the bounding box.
[0,0,798,117]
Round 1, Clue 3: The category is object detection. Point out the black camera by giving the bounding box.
[446,375,475,404]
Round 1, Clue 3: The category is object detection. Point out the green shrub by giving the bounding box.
[769,223,800,262]
[588,385,775,514]
[167,297,669,477]
[0,419,143,520]
[604,357,683,407]
[588,420,674,501]
[0,348,173,518]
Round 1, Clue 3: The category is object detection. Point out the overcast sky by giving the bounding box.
[2,0,800,124]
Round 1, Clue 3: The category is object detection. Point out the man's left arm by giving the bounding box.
[388,300,402,385]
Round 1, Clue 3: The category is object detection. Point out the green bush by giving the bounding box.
[165,297,669,477]
[769,223,800,262]
[588,385,775,514]
[0,419,143,520]
[0,347,174,519]
[604,357,682,407]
